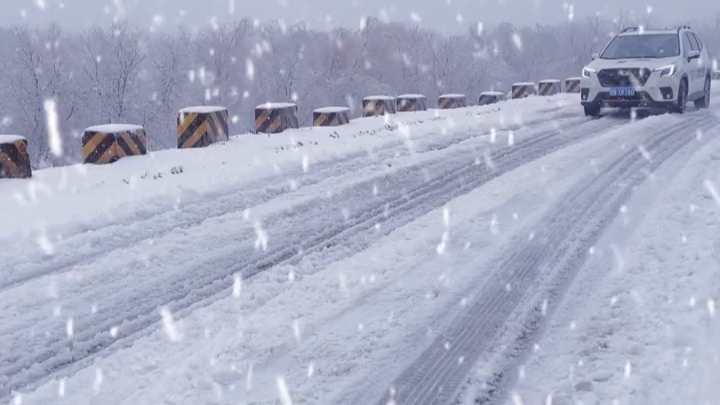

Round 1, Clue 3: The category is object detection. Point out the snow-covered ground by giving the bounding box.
[504,108,720,404]
[3,91,720,405]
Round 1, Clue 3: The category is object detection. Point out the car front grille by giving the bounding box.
[597,68,651,87]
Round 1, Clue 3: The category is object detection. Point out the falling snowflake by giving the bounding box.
[704,180,720,209]
[159,306,182,342]
[233,274,242,298]
[293,319,301,343]
[58,379,66,397]
[512,32,522,50]
[245,58,255,81]
[490,213,499,235]
[93,368,104,393]
[277,376,293,405]
[44,99,63,157]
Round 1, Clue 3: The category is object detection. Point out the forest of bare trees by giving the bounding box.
[1,13,719,167]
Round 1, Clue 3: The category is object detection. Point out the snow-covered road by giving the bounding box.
[3,92,720,405]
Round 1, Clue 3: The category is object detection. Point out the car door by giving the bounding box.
[683,32,701,94]
[691,32,710,79]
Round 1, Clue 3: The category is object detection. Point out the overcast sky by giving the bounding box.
[0,0,717,32]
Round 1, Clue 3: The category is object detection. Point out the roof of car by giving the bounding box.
[618,29,678,36]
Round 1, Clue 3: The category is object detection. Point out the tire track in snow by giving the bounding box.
[0,115,617,400]
[377,111,719,405]
[0,114,586,292]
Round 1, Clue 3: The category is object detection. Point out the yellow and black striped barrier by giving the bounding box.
[82,124,148,165]
[397,94,427,112]
[713,70,720,81]
[511,83,537,99]
[538,80,562,96]
[255,102,299,134]
[478,91,506,106]
[565,77,581,93]
[177,106,229,149]
[438,94,466,109]
[0,135,32,178]
[362,96,396,117]
[313,107,350,127]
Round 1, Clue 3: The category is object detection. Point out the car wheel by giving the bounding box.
[673,79,687,114]
[584,103,601,117]
[694,76,711,109]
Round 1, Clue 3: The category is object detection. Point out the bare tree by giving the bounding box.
[80,21,145,123]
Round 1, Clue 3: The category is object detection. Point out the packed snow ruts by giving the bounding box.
[0,110,580,292]
[377,112,720,405]
[0,113,619,400]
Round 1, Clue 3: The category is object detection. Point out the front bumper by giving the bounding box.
[580,69,680,109]
[581,90,675,109]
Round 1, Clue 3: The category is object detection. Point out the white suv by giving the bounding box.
[580,26,712,116]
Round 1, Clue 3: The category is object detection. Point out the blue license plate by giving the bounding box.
[609,87,635,96]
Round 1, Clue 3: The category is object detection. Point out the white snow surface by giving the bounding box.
[439,93,466,98]
[5,90,720,405]
[481,91,505,96]
[513,82,537,86]
[255,102,296,109]
[84,124,143,133]
[504,118,720,405]
[0,135,27,143]
[397,94,426,99]
[178,106,227,114]
[565,76,582,81]
[363,95,395,101]
[539,79,562,83]
[314,106,350,113]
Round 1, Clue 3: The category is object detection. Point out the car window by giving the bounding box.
[686,32,700,51]
[682,32,694,55]
[601,34,680,59]
[691,32,704,50]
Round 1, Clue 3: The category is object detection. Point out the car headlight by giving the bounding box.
[582,67,596,78]
[655,64,676,77]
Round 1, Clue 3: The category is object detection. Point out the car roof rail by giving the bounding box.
[677,25,692,32]
[620,26,639,33]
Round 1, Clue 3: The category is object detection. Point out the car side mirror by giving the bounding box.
[591,53,599,60]
[688,50,701,61]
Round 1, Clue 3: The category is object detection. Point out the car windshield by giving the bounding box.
[601,33,680,59]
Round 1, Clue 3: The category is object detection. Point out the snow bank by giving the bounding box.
[439,93,466,98]
[85,124,143,133]
[480,91,504,96]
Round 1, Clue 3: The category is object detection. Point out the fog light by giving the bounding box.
[659,87,674,100]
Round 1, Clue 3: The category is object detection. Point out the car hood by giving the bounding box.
[587,57,678,71]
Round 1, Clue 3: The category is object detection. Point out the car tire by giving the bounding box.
[584,103,601,117]
[694,76,711,109]
[673,79,688,114]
